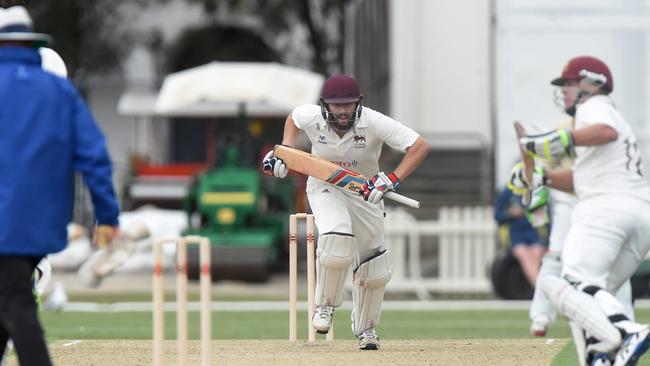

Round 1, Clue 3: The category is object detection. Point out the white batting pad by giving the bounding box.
[315,233,355,306]
[569,321,588,366]
[616,281,634,321]
[540,276,621,352]
[352,250,392,335]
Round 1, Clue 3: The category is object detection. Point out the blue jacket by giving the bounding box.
[0,46,119,256]
[493,187,538,236]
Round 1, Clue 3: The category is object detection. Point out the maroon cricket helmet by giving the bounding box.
[320,74,362,104]
[551,56,613,92]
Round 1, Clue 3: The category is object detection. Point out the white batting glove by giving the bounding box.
[262,150,288,178]
[361,172,400,204]
[519,129,575,162]
[507,162,547,196]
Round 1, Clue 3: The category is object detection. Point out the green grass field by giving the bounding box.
[37,307,650,365]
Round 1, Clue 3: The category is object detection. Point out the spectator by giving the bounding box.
[494,185,547,286]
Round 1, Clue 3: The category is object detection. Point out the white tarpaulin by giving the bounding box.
[153,61,324,115]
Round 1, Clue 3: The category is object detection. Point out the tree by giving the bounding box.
[186,0,350,75]
[26,0,149,76]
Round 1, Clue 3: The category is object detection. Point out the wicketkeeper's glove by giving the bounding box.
[262,150,288,178]
[524,187,550,227]
[360,171,400,204]
[507,162,547,196]
[519,128,575,162]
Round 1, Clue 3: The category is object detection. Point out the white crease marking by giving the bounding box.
[62,340,82,347]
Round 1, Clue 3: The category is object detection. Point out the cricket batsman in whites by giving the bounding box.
[263,74,430,349]
[510,56,650,366]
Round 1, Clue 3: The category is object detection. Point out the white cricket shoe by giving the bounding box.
[590,352,612,366]
[312,305,334,334]
[530,317,549,337]
[357,328,380,350]
[614,326,650,366]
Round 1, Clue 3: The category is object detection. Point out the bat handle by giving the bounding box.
[385,191,421,208]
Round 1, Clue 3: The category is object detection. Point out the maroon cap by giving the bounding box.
[321,74,362,103]
[551,55,613,92]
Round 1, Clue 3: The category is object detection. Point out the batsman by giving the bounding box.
[262,74,430,349]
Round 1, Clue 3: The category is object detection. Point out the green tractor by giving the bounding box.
[183,147,293,282]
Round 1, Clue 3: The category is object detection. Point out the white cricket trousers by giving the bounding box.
[306,179,385,261]
[562,194,650,291]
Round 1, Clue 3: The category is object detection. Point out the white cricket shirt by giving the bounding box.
[572,95,650,201]
[292,105,419,179]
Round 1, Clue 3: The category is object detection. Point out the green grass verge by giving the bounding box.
[42,309,573,340]
[39,308,650,365]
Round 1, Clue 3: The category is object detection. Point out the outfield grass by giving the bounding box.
[38,308,650,365]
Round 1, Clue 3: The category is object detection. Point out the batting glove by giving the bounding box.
[507,162,547,196]
[361,172,400,204]
[524,187,550,227]
[262,150,288,178]
[519,128,575,162]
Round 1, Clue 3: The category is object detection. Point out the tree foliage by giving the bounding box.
[186,0,350,75]
[25,0,147,76]
[15,0,351,77]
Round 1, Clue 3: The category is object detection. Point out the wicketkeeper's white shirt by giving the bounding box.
[292,104,419,179]
[572,95,650,202]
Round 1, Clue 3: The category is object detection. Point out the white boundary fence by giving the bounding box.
[383,206,498,299]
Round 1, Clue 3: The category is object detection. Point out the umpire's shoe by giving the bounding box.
[357,327,380,350]
[614,325,650,366]
[312,305,334,334]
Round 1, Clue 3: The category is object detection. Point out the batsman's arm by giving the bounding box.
[281,114,301,147]
[392,137,431,181]
[545,168,574,193]
[572,124,618,146]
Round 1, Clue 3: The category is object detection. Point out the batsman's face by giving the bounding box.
[560,80,580,109]
[329,103,357,126]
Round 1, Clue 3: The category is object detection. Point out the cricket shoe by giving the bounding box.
[357,328,380,350]
[530,317,549,337]
[614,326,650,366]
[312,305,334,334]
[590,352,612,366]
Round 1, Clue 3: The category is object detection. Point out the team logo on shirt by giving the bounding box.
[318,135,327,144]
[353,135,367,149]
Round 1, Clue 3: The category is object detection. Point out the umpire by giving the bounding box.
[0,6,119,365]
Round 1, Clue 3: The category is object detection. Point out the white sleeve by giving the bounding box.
[291,105,314,129]
[374,113,420,152]
[39,48,68,78]
[575,100,619,132]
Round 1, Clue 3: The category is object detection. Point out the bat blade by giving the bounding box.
[273,145,420,208]
[514,121,534,206]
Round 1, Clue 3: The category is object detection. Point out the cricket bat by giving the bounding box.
[513,121,534,206]
[273,145,421,208]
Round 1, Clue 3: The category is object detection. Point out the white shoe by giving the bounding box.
[530,317,549,337]
[590,352,612,366]
[357,328,380,350]
[614,326,650,366]
[312,305,334,334]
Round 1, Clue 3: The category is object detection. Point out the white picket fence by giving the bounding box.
[383,206,498,299]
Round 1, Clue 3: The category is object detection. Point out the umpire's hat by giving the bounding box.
[0,6,51,47]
